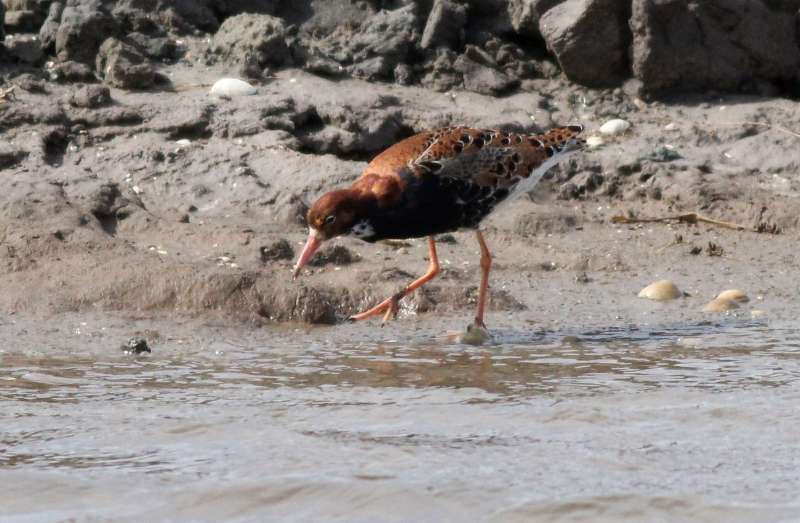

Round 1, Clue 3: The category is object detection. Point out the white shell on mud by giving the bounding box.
[703,298,739,313]
[715,289,749,303]
[599,119,631,135]
[637,280,681,301]
[210,78,256,98]
[586,136,605,149]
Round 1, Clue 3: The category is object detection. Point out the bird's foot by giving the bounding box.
[348,294,401,325]
[444,321,490,345]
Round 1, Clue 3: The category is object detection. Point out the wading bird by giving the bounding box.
[292,124,585,330]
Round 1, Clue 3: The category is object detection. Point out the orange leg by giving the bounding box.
[474,230,492,329]
[349,236,440,324]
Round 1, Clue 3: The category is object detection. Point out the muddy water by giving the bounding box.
[2,315,800,522]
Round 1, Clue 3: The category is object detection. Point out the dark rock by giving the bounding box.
[0,144,28,170]
[212,14,291,68]
[304,57,344,77]
[67,84,110,108]
[557,181,580,200]
[121,336,150,354]
[4,34,43,64]
[4,9,39,32]
[309,245,357,267]
[259,239,294,262]
[126,32,177,60]
[161,0,218,33]
[0,2,4,39]
[55,1,118,64]
[38,1,64,53]
[420,0,468,50]
[539,0,629,87]
[12,72,47,92]
[454,53,519,95]
[48,60,96,83]
[631,0,800,94]
[96,37,155,90]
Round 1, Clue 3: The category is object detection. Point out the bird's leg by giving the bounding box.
[349,236,440,324]
[474,230,492,329]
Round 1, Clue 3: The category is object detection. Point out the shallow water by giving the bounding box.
[2,315,800,522]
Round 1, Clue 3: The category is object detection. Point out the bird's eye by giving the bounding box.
[324,215,336,225]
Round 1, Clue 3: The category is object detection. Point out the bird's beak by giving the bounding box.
[292,228,323,279]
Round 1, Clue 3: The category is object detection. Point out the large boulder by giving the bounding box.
[539,0,629,87]
[630,0,800,94]
[212,13,292,68]
[96,37,155,90]
[421,0,468,50]
[55,1,118,64]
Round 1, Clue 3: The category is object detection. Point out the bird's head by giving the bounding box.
[292,189,369,279]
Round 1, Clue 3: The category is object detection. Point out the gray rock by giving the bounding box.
[259,239,294,262]
[539,0,629,87]
[96,37,155,90]
[340,5,418,72]
[48,60,96,83]
[454,52,519,95]
[67,84,110,108]
[420,0,468,50]
[126,32,177,60]
[56,1,118,64]
[38,1,64,53]
[631,0,800,94]
[212,14,291,68]
[4,34,43,64]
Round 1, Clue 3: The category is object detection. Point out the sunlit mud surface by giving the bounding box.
[2,314,800,522]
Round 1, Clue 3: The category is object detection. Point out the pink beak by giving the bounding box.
[292,229,323,279]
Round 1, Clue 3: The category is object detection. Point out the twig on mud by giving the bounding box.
[611,212,762,233]
[718,121,800,140]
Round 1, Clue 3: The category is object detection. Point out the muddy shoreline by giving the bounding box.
[2,6,800,326]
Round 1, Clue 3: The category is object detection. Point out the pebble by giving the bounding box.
[210,78,257,98]
[638,280,681,301]
[121,337,151,354]
[599,119,631,136]
[586,136,605,149]
[751,309,767,318]
[715,289,749,303]
[446,324,490,346]
[703,298,739,313]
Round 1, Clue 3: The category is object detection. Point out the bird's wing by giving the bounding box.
[409,125,585,189]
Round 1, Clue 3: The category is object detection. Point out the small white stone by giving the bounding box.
[132,185,142,194]
[586,136,605,149]
[599,119,631,136]
[664,122,678,131]
[175,138,191,147]
[209,78,256,98]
